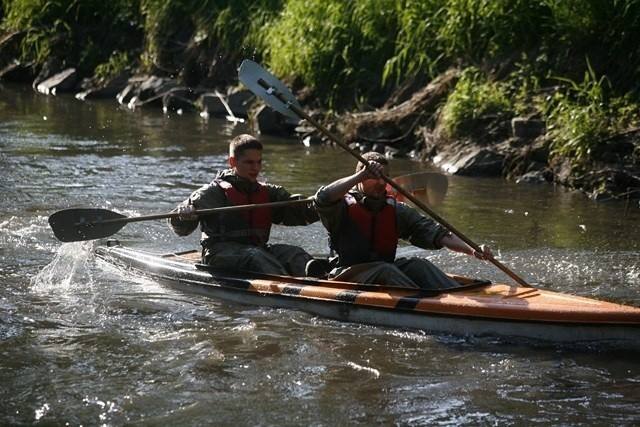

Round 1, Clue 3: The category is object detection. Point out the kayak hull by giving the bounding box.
[95,242,640,350]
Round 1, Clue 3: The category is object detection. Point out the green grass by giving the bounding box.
[3,0,640,171]
[2,0,143,74]
[258,0,397,109]
[439,67,513,139]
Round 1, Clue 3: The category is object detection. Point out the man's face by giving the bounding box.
[358,163,389,198]
[230,149,262,182]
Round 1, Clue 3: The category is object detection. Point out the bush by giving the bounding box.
[439,67,513,139]
[257,0,397,109]
[2,0,143,74]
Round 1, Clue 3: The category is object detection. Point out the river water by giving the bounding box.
[1,82,639,425]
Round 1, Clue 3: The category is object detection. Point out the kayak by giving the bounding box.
[95,240,640,350]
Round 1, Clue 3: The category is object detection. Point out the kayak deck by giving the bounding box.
[95,242,640,350]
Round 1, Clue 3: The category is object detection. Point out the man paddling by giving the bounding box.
[168,134,319,276]
[314,151,494,289]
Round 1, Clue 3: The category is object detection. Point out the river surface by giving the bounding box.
[1,82,639,425]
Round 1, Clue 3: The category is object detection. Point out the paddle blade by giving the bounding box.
[48,208,127,242]
[388,172,448,207]
[238,60,302,120]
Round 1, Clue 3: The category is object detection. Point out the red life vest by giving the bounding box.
[331,194,398,265]
[204,180,273,245]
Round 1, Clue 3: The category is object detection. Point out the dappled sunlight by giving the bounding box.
[522,249,640,304]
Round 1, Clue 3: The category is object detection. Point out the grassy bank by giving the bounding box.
[2,0,639,178]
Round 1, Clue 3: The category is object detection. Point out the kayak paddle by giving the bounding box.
[238,59,530,287]
[49,198,313,242]
[49,171,445,243]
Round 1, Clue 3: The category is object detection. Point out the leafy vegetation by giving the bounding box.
[258,0,397,108]
[2,0,143,75]
[2,0,640,172]
[542,62,611,167]
[383,0,549,84]
[134,0,284,85]
[439,67,513,139]
[93,51,131,85]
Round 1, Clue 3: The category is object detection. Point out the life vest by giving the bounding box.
[331,194,398,265]
[203,180,272,245]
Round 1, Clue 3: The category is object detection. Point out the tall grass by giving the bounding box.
[1,0,282,79]
[257,0,397,109]
[2,0,142,74]
[542,0,640,89]
[383,0,549,85]
[3,0,640,169]
[139,0,283,76]
[542,60,640,169]
[5,0,640,100]
[439,67,513,139]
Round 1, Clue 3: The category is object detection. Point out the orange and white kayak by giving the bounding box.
[95,241,640,350]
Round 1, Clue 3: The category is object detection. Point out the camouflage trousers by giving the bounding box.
[203,241,313,276]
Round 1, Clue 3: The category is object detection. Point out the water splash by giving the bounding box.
[30,241,97,293]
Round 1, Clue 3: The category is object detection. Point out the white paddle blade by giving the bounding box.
[238,60,302,120]
[388,172,449,207]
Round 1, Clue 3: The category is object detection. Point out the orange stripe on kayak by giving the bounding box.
[353,290,420,308]
[234,278,640,324]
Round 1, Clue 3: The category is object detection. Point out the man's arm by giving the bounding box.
[318,163,383,203]
[397,203,493,259]
[397,203,450,249]
[167,183,226,236]
[268,186,319,225]
[168,199,200,236]
[439,232,493,260]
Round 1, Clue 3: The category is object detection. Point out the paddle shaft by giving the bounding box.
[256,78,530,287]
[75,198,313,226]
[51,171,443,243]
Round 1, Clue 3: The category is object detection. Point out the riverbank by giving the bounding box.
[3,59,638,202]
[1,0,639,200]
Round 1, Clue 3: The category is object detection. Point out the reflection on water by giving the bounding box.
[1,82,640,425]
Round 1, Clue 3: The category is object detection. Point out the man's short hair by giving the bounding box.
[356,151,389,172]
[230,134,263,158]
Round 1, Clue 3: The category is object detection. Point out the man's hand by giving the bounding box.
[472,244,494,260]
[361,161,384,180]
[177,205,198,221]
[440,232,494,261]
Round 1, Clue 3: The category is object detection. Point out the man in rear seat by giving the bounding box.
[314,151,494,289]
